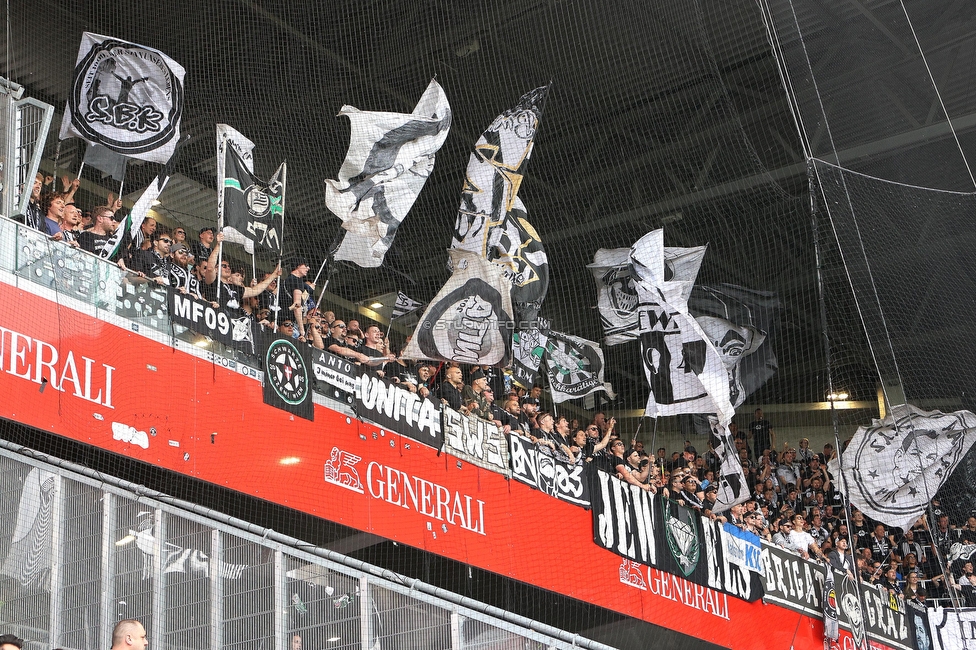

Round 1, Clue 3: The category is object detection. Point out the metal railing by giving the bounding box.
[0,440,614,650]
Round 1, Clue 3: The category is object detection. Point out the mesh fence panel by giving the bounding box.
[0,448,597,650]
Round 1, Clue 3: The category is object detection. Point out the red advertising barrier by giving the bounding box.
[0,281,835,649]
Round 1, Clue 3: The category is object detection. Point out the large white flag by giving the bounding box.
[216,124,257,254]
[631,229,732,423]
[829,404,976,531]
[402,249,514,367]
[60,33,185,164]
[329,79,452,267]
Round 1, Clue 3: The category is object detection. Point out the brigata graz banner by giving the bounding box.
[354,368,443,449]
[508,432,589,507]
[760,542,912,650]
[591,471,762,602]
[441,406,510,475]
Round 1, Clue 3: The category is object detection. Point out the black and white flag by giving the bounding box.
[451,86,547,258]
[391,291,423,319]
[403,249,514,367]
[101,175,168,260]
[707,415,749,513]
[329,79,452,268]
[221,145,285,254]
[511,321,549,390]
[829,404,976,531]
[489,197,549,324]
[631,229,733,424]
[60,33,185,164]
[216,124,257,254]
[588,247,640,345]
[543,330,615,403]
[689,284,780,409]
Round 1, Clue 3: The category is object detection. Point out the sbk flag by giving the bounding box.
[60,33,184,164]
[329,79,452,268]
[263,337,313,421]
[221,145,285,254]
[829,404,976,531]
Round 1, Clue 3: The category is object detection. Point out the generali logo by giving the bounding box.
[323,445,486,536]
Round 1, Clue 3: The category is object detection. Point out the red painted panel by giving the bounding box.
[0,282,836,649]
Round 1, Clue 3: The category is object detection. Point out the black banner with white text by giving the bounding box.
[354,370,443,449]
[508,432,589,507]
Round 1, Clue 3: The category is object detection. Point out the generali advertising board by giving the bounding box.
[0,280,877,650]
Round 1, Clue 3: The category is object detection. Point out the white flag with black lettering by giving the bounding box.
[402,249,514,367]
[60,33,185,164]
[329,79,452,268]
[631,229,732,424]
[829,404,976,531]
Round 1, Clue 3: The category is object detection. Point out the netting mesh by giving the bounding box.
[2,0,976,648]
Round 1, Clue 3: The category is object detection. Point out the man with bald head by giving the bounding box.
[112,619,148,650]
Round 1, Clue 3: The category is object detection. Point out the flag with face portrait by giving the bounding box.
[589,247,640,346]
[543,330,615,403]
[60,33,184,164]
[829,404,976,531]
[689,284,780,408]
[402,249,514,367]
[451,86,548,258]
[221,145,285,254]
[329,79,452,268]
[631,229,732,424]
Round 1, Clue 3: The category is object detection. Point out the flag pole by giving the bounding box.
[313,229,345,312]
[76,161,85,179]
[215,134,227,306]
[274,162,287,329]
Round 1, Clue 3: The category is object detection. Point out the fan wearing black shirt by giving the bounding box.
[202,233,281,318]
[78,206,123,260]
[129,231,175,284]
[283,259,312,339]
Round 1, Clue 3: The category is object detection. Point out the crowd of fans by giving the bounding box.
[13,173,976,613]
